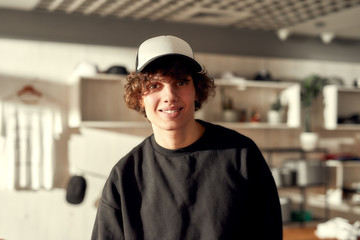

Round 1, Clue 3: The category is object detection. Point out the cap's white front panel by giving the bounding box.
[137,35,194,71]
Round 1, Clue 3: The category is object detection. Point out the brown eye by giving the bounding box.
[146,82,162,92]
[177,79,190,86]
[149,84,159,89]
[177,81,187,86]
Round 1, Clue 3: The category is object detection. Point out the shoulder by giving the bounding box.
[101,136,152,206]
[112,136,153,173]
[198,120,257,149]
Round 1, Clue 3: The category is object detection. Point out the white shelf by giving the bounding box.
[213,78,301,128]
[78,76,301,129]
[80,121,299,130]
[323,85,360,130]
[328,124,360,130]
[214,122,298,129]
[215,78,298,90]
[325,160,360,191]
[84,73,125,81]
[335,86,360,93]
[326,160,360,168]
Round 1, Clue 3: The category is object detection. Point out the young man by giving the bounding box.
[92,35,283,240]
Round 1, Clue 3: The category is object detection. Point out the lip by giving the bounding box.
[159,107,183,117]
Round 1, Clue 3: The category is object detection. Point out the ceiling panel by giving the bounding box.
[1,0,360,41]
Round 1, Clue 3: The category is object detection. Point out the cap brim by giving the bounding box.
[137,54,202,73]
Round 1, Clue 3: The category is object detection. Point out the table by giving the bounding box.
[283,226,336,240]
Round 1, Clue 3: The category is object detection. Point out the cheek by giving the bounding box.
[142,95,156,110]
[184,89,197,102]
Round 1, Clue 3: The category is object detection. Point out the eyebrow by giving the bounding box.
[149,76,191,83]
[177,78,190,82]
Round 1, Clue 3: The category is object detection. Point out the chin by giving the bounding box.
[151,119,186,131]
[158,122,182,131]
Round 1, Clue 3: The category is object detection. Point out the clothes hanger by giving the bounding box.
[16,84,43,104]
[17,85,43,98]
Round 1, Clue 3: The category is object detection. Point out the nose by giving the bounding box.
[162,83,178,103]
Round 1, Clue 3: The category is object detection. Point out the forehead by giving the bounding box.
[148,71,192,82]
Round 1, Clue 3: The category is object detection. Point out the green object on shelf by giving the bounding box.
[291,210,313,222]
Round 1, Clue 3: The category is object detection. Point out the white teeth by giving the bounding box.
[163,109,179,113]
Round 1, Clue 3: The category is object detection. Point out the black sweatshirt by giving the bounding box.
[92,120,283,240]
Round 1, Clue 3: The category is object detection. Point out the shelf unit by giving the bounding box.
[209,122,293,129]
[214,78,297,89]
[79,75,302,130]
[265,148,360,225]
[325,160,360,191]
[323,85,360,130]
[199,78,301,128]
[80,74,148,128]
[76,74,360,223]
[262,148,329,225]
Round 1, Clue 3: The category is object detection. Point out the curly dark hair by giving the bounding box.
[124,56,216,116]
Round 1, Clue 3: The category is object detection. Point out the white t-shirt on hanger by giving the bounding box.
[0,96,63,190]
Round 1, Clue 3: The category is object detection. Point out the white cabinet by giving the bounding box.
[323,85,360,130]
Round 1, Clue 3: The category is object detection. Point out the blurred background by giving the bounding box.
[0,0,360,239]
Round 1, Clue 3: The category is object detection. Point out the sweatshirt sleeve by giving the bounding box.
[91,169,125,240]
[245,142,283,240]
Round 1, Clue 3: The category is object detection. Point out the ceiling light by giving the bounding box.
[277,28,290,41]
[0,0,41,10]
[321,32,335,44]
[171,8,251,26]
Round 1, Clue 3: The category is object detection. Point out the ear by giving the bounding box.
[194,93,200,102]
[139,95,145,109]
[139,97,147,117]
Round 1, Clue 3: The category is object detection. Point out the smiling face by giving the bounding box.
[141,72,197,132]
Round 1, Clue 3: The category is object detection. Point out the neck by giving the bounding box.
[152,120,204,150]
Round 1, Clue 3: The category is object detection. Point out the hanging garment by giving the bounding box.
[0,92,63,190]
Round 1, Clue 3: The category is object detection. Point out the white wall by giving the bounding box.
[196,53,360,85]
[0,38,144,239]
[1,37,360,85]
[1,37,360,240]
[0,125,144,240]
[0,38,137,84]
